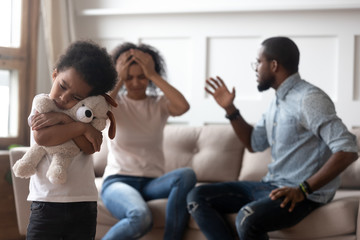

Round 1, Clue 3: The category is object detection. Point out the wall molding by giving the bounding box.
[77,0,360,16]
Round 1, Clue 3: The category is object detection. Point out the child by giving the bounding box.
[24,40,117,240]
[101,42,197,240]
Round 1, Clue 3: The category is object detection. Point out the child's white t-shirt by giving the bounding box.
[103,94,169,179]
[27,94,98,202]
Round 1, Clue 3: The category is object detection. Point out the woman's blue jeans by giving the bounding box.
[187,181,321,240]
[101,167,196,240]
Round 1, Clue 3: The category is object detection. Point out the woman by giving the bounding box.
[101,42,197,240]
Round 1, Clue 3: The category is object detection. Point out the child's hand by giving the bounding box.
[82,124,103,152]
[31,112,73,131]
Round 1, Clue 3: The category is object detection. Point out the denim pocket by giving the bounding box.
[30,201,46,212]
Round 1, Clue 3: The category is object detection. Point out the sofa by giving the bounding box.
[10,124,360,240]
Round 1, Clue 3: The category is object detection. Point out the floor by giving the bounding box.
[0,153,26,240]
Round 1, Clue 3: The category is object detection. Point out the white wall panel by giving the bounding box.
[293,36,338,100]
[139,38,193,101]
[355,36,360,101]
[207,37,261,101]
[64,0,360,128]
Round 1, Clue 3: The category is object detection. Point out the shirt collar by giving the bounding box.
[276,72,301,100]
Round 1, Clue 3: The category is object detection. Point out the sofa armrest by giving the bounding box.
[9,147,31,236]
[357,199,360,240]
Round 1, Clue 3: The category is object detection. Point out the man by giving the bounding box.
[186,36,358,240]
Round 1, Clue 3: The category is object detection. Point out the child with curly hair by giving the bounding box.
[24,40,117,240]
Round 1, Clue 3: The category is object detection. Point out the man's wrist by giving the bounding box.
[299,180,313,198]
[225,109,240,121]
[302,180,313,194]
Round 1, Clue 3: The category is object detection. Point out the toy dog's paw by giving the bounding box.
[12,160,37,178]
[46,165,67,184]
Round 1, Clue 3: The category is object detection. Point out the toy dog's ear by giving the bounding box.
[102,94,118,107]
[107,111,116,139]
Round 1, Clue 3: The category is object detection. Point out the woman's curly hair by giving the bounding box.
[55,40,118,96]
[111,42,167,95]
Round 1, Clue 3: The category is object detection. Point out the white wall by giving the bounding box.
[38,0,360,128]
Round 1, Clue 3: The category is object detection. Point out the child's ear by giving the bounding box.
[52,69,58,82]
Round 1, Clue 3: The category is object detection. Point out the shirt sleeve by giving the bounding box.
[301,90,358,154]
[251,112,270,152]
[158,95,170,118]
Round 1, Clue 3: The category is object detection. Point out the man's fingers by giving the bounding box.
[280,196,290,208]
[210,77,221,87]
[205,87,214,96]
[289,201,296,212]
[206,79,217,90]
[216,76,225,86]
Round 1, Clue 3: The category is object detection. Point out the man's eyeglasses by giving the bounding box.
[251,62,259,71]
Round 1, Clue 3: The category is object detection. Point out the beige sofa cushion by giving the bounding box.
[188,196,359,238]
[268,197,359,239]
[238,148,271,181]
[164,124,244,182]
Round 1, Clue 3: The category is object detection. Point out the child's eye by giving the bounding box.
[59,83,66,90]
[73,96,82,101]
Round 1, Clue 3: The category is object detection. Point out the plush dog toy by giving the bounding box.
[12,94,117,184]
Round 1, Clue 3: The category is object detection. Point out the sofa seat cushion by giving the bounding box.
[268,197,359,239]
[187,197,359,238]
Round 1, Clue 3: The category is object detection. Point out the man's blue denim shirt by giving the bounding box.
[251,73,358,203]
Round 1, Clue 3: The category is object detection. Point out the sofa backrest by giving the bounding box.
[163,124,244,182]
[92,124,360,189]
[339,128,360,189]
[92,124,245,182]
[239,148,271,181]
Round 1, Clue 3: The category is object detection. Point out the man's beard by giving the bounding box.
[257,76,275,92]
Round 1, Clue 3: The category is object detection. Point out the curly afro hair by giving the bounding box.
[55,40,118,96]
[111,42,167,96]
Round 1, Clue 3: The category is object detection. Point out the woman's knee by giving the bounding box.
[127,207,153,232]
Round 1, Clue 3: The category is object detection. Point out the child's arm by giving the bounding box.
[31,112,102,153]
[72,136,97,155]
